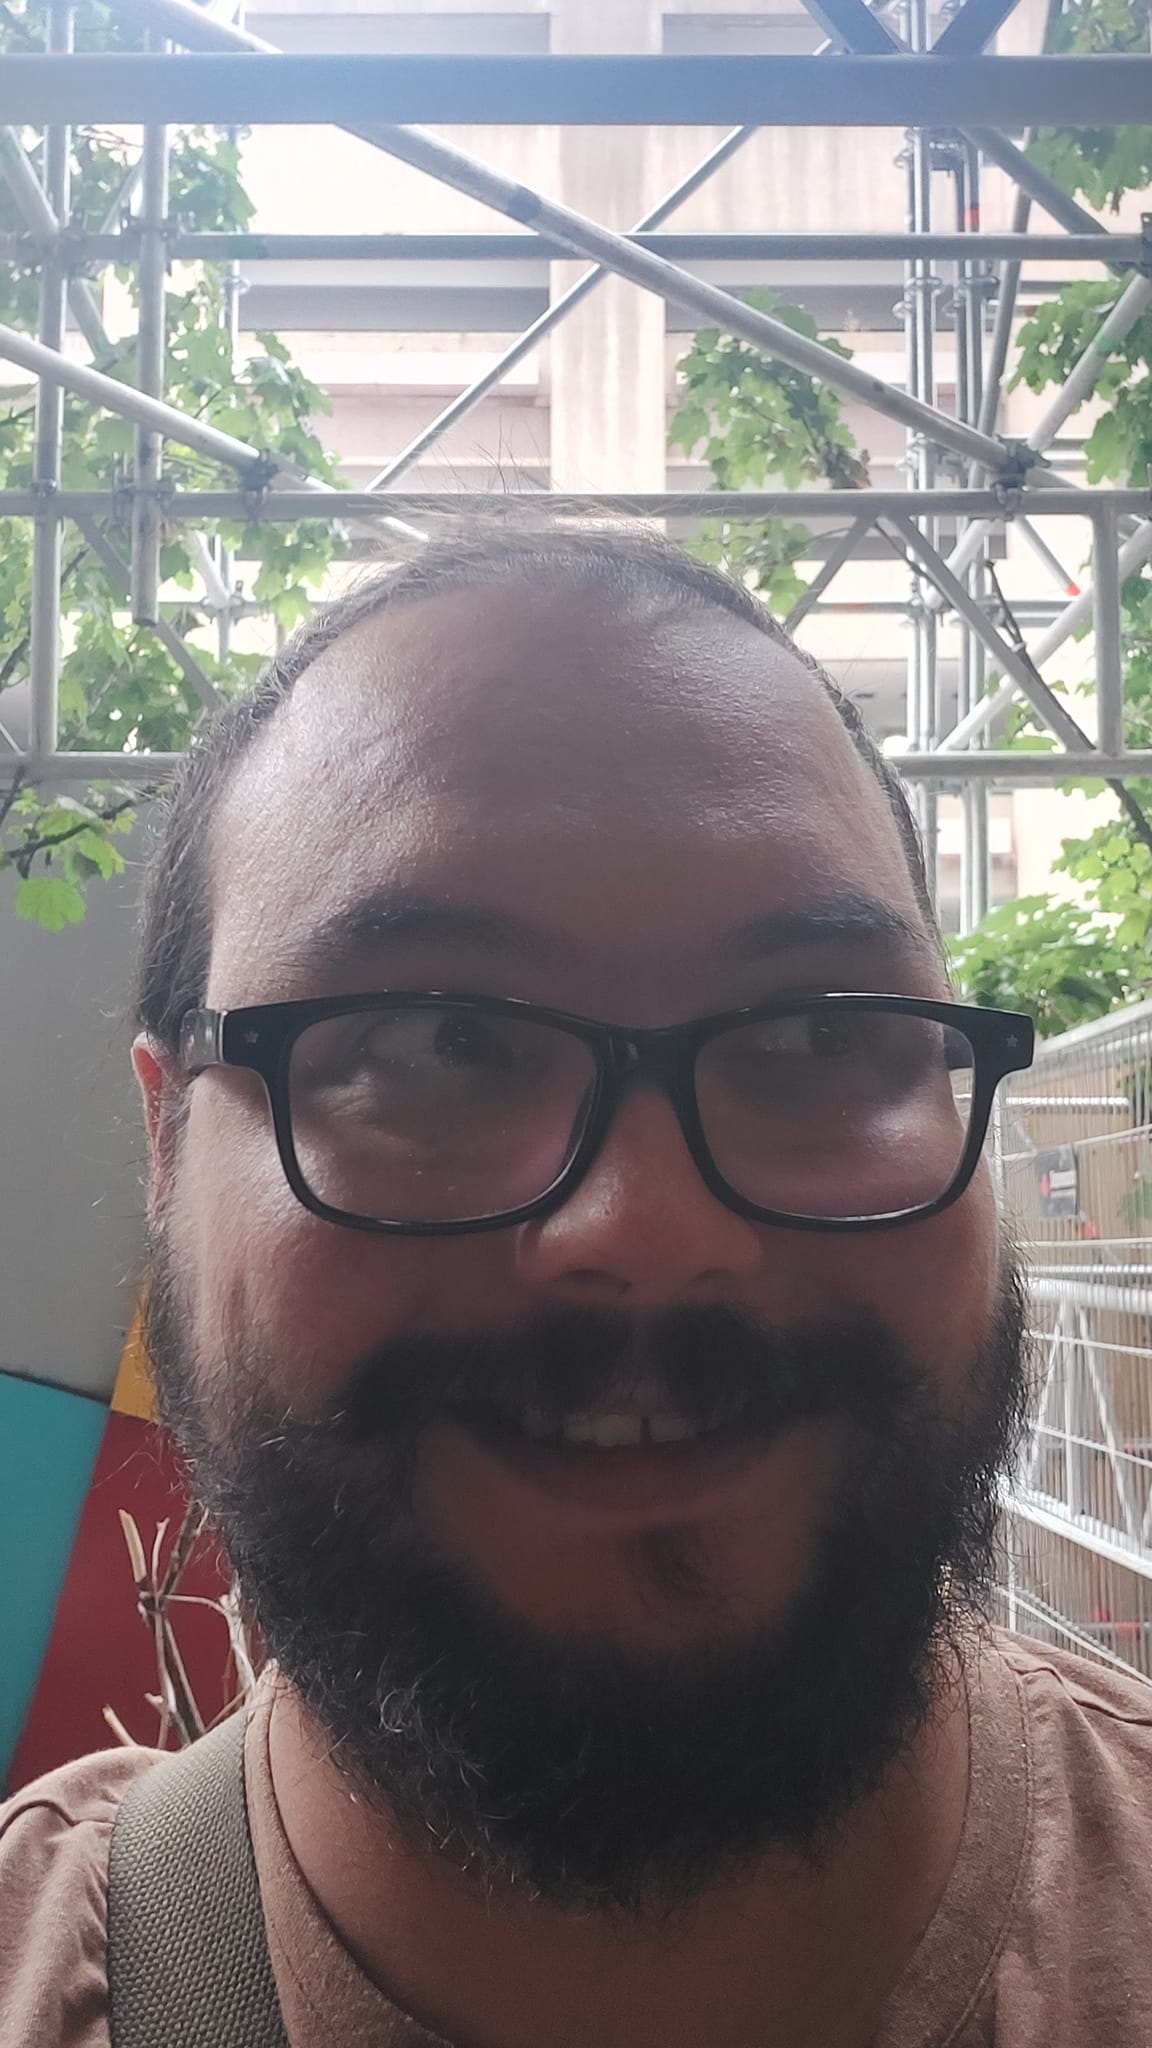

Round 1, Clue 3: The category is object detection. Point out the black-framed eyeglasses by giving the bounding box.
[178,992,1034,1237]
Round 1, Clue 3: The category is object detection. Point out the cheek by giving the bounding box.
[820,1165,1001,1397]
[171,1079,525,1409]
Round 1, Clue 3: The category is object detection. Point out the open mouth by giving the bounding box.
[430,1381,830,1530]
[458,1386,759,1453]
[411,1330,854,1535]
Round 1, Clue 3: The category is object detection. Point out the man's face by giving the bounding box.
[140,580,1026,1906]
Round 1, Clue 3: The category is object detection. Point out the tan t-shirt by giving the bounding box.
[2,1630,1151,2048]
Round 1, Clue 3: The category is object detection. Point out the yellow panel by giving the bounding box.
[111,1305,155,1423]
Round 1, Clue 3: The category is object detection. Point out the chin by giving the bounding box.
[411,1411,841,1646]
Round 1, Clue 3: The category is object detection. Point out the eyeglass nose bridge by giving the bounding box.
[604,1023,699,1100]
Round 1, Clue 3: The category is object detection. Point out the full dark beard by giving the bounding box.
[145,1248,1029,1913]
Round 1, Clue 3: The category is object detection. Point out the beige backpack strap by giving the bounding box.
[107,1711,289,2048]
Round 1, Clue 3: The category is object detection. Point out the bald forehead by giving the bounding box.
[235,580,870,815]
[208,580,926,987]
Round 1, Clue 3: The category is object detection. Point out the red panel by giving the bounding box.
[6,1411,233,1792]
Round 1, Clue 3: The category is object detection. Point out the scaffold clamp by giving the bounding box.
[991,444,1033,513]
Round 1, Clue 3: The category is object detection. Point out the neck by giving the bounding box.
[267,1654,972,2048]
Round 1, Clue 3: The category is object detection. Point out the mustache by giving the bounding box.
[329,1304,925,1445]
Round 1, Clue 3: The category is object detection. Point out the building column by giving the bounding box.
[547,0,667,493]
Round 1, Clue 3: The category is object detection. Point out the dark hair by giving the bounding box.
[135,515,931,1052]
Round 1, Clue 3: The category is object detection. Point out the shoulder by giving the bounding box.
[992,1631,1152,2032]
[995,1627,1152,1766]
[996,1626,1152,1825]
[0,1745,162,2048]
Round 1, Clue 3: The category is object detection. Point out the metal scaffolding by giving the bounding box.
[1,0,1151,909]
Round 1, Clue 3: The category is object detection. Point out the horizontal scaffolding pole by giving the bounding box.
[15,748,1152,789]
[2,53,1151,128]
[0,489,1148,520]
[2,230,1145,267]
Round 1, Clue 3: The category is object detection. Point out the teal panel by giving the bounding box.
[0,1372,106,1783]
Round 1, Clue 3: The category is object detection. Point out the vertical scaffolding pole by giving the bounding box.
[130,44,169,626]
[216,253,242,660]
[1092,506,1125,756]
[213,53,245,652]
[955,137,990,931]
[902,0,939,902]
[28,1,72,762]
[976,171,1030,441]
[958,143,989,436]
[959,546,991,930]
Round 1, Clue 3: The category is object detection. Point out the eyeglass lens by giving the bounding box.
[694,1007,974,1220]
[286,1002,978,1227]
[289,1006,600,1224]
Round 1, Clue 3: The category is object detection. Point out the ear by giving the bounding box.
[132,1033,179,1197]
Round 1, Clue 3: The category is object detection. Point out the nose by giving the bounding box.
[512,1084,765,1307]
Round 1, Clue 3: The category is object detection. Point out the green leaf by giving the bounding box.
[66,830,126,880]
[947,891,1143,1036]
[14,875,86,931]
[667,401,709,455]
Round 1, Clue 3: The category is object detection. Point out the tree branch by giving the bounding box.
[5,794,136,879]
[0,765,26,836]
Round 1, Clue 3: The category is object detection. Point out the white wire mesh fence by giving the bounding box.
[995,1001,1152,1682]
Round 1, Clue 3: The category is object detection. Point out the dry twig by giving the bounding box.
[107,1499,257,1749]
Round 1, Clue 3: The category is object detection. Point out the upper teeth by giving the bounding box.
[509,1391,753,1447]
[551,1412,705,1448]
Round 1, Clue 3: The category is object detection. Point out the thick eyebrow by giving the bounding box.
[297,891,544,973]
[719,896,933,966]
[293,889,932,981]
